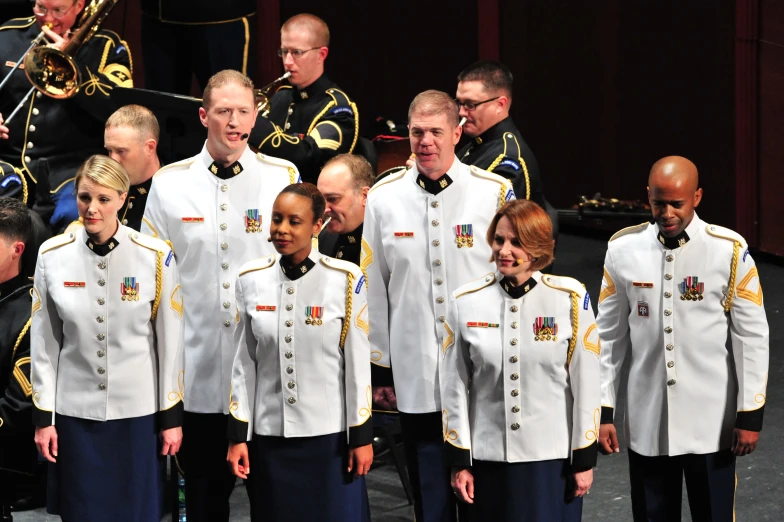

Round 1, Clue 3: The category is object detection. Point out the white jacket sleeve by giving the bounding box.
[228,276,258,442]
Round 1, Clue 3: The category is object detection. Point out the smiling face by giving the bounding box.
[33,0,84,36]
[76,177,126,244]
[199,82,257,165]
[317,162,367,234]
[491,215,534,282]
[409,110,461,179]
[270,192,322,264]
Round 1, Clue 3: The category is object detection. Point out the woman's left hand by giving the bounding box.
[160,427,183,456]
[347,444,374,478]
[572,469,593,498]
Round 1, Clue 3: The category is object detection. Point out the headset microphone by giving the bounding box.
[241,133,249,140]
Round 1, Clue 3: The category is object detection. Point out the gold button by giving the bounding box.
[223,282,230,289]
[221,242,228,250]
[288,381,296,389]
[220,204,228,211]
[222,262,229,269]
[433,259,442,266]
[223,320,231,327]
[511,389,519,397]
[510,305,518,312]
[97,367,105,374]
[286,320,293,327]
[287,288,295,295]
[286,304,293,311]
[511,322,518,329]
[220,223,228,231]
[436,297,444,304]
[33,108,39,115]
[667,379,676,386]
[286,366,294,374]
[431,201,439,208]
[27,142,33,149]
[666,344,674,351]
[122,219,128,225]
[435,278,443,285]
[664,291,672,298]
[97,350,105,357]
[96,316,104,323]
[664,273,673,280]
[285,122,291,130]
[511,423,520,430]
[432,240,440,246]
[36,92,42,98]
[98,262,106,269]
[510,373,519,380]
[667,361,675,368]
[29,125,36,132]
[98,279,105,286]
[285,335,292,342]
[509,356,519,363]
[666,255,674,262]
[99,383,106,390]
[221,184,228,192]
[97,333,105,340]
[664,309,672,316]
[439,316,446,322]
[285,352,293,359]
[24,155,31,163]
[665,327,672,333]
[431,219,439,227]
[287,397,296,404]
[98,298,105,305]
[223,301,231,309]
[512,405,520,413]
[510,339,518,345]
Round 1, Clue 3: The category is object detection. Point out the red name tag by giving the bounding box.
[256,305,276,311]
[632,282,654,288]
[181,217,204,223]
[5,61,24,69]
[63,281,85,287]
[467,322,499,328]
[394,232,414,237]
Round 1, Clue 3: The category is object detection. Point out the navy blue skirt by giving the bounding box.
[249,431,370,522]
[470,458,583,522]
[47,413,165,522]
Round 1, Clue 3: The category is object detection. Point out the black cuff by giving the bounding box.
[571,441,598,471]
[371,364,394,387]
[601,406,614,425]
[227,415,249,442]
[32,405,52,427]
[158,401,184,431]
[735,406,764,432]
[445,442,471,469]
[349,418,374,447]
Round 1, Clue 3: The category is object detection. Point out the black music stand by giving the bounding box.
[110,87,206,165]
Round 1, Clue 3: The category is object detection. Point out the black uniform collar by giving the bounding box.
[339,223,363,246]
[473,117,517,145]
[208,160,244,180]
[86,235,120,256]
[133,176,153,195]
[654,223,690,250]
[0,273,31,301]
[416,173,453,195]
[500,276,537,299]
[293,75,330,102]
[280,255,316,280]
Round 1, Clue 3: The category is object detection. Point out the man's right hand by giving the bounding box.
[372,386,397,410]
[0,113,9,140]
[599,424,620,455]
[226,441,250,479]
[34,425,58,463]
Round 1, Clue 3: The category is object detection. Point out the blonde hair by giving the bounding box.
[74,155,130,195]
[486,200,554,271]
[408,90,460,128]
[202,70,255,109]
[281,14,330,47]
[106,104,160,141]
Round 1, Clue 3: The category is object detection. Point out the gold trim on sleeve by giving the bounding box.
[13,357,32,397]
[170,284,183,317]
[12,318,32,357]
[583,324,600,356]
[355,303,369,335]
[735,266,763,307]
[442,321,454,355]
[599,267,616,304]
[163,370,185,408]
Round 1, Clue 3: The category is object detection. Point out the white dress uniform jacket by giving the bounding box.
[30,225,185,428]
[228,252,372,446]
[142,144,298,413]
[597,214,769,457]
[440,272,601,469]
[363,158,514,413]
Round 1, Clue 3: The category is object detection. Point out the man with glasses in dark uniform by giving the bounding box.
[0,0,133,233]
[249,13,358,184]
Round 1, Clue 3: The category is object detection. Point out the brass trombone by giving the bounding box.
[255,71,291,116]
[2,0,120,125]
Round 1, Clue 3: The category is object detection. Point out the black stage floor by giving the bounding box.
[15,231,783,522]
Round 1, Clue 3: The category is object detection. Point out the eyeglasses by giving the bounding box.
[32,1,76,20]
[277,48,321,58]
[455,96,500,111]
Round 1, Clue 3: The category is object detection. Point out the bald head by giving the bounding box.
[647,156,703,238]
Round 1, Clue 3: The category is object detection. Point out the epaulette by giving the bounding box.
[469,165,514,207]
[129,231,168,253]
[706,224,747,248]
[320,256,362,276]
[541,274,586,296]
[368,167,406,194]
[609,222,649,242]
[39,232,76,255]
[376,165,407,183]
[0,17,35,30]
[275,85,293,94]
[502,132,522,158]
[325,88,353,107]
[454,272,497,300]
[238,256,277,277]
[154,158,196,177]
[255,152,297,170]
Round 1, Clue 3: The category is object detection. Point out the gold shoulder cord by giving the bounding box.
[566,292,579,365]
[152,250,163,320]
[724,240,740,313]
[339,272,354,350]
[12,318,32,357]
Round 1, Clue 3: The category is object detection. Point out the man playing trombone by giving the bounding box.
[0,0,133,233]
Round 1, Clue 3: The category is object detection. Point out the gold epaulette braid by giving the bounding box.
[566,292,579,365]
[724,241,740,313]
[12,318,32,357]
[339,272,354,349]
[151,250,163,320]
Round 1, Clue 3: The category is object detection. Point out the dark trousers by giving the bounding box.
[629,449,736,522]
[399,411,459,522]
[180,412,253,522]
[141,14,256,95]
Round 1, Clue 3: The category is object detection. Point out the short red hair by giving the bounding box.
[486,200,554,271]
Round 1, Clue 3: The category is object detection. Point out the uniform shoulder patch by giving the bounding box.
[502,132,522,158]
[129,231,168,253]
[154,158,196,177]
[706,224,747,248]
[541,274,586,296]
[609,222,649,242]
[368,167,407,194]
[320,256,363,277]
[238,256,277,277]
[326,88,353,107]
[454,272,497,300]
[40,232,76,255]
